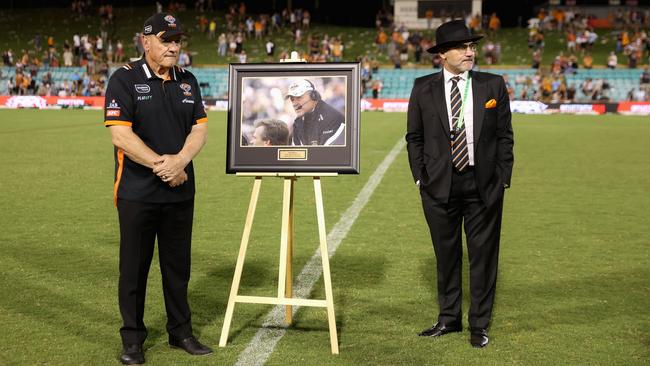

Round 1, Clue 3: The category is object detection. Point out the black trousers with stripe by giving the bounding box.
[420,168,504,330]
[117,198,194,345]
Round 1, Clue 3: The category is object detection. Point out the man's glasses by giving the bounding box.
[450,43,478,52]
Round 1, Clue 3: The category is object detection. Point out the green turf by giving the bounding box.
[2,7,645,67]
[0,110,648,365]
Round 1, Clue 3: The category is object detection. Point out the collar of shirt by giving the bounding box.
[443,68,469,85]
[138,58,179,81]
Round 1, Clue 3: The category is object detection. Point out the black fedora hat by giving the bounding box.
[427,19,483,54]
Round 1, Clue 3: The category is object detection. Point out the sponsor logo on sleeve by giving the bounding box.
[108,99,120,109]
[106,109,121,117]
[135,84,151,93]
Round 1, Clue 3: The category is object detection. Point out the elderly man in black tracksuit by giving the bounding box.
[286,79,345,146]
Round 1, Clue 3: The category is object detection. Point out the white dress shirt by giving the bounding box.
[443,68,474,166]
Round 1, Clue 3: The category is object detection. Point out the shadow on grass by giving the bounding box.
[496,265,650,333]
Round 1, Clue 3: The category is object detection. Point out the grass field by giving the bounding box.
[0,110,649,365]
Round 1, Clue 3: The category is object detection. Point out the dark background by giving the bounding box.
[2,0,650,27]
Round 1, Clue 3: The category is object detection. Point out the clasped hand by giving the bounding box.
[153,154,188,187]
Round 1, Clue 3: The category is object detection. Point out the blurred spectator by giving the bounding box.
[582,53,593,69]
[265,39,275,57]
[488,13,501,37]
[330,38,344,62]
[607,51,618,69]
[531,49,541,69]
[641,66,650,85]
[566,29,576,53]
[581,78,594,99]
[425,9,433,30]
[482,40,500,65]
[371,78,382,99]
[208,19,217,39]
[3,49,14,66]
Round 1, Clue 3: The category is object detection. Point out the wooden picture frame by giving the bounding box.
[226,62,360,174]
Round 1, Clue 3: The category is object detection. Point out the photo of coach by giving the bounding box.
[286,79,345,146]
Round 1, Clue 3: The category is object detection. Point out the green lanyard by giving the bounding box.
[453,73,472,131]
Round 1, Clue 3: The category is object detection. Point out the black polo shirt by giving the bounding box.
[104,58,207,204]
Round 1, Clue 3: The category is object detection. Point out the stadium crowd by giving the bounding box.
[1,1,649,102]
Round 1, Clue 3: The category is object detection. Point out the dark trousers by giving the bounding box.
[420,168,504,330]
[117,198,195,345]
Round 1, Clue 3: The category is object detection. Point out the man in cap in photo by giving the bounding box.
[405,19,514,348]
[104,12,212,364]
[287,79,345,146]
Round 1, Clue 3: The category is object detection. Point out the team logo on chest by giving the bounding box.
[179,83,192,97]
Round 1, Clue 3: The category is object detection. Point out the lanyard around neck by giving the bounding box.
[452,73,472,131]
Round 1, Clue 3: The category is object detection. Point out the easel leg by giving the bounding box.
[219,177,263,347]
[313,177,339,354]
[285,178,294,324]
[278,177,294,324]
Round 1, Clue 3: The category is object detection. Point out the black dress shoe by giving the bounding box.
[120,344,144,365]
[169,336,213,356]
[418,322,462,337]
[470,328,489,348]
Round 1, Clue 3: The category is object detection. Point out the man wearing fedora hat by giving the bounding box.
[405,19,514,348]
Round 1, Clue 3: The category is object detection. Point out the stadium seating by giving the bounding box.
[0,65,645,102]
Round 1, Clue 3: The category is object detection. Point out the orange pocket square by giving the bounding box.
[485,99,497,109]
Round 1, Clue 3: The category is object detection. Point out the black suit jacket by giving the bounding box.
[406,70,514,205]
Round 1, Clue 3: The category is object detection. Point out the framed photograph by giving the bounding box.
[226,62,360,174]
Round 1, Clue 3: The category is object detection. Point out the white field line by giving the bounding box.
[234,138,406,366]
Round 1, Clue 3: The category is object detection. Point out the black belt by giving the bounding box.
[453,165,474,175]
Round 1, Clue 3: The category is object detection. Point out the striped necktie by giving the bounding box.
[450,76,469,172]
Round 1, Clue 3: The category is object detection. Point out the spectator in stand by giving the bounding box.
[488,13,500,37]
[641,66,650,85]
[265,39,275,58]
[63,46,73,66]
[302,10,310,29]
[432,52,442,68]
[294,28,302,45]
[607,51,618,69]
[235,32,244,53]
[376,29,388,53]
[581,78,594,100]
[254,18,263,40]
[217,33,227,56]
[566,29,576,53]
[425,9,434,30]
[239,50,247,63]
[531,49,541,69]
[3,49,13,66]
[582,53,593,69]
[208,19,216,39]
[115,40,124,63]
[469,14,481,33]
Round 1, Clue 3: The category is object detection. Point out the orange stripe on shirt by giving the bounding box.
[113,149,125,207]
[105,120,133,127]
[196,117,208,124]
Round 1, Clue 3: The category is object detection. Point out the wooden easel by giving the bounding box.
[219,172,339,354]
